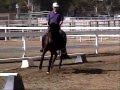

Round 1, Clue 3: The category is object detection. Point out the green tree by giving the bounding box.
[0,0,120,16]
[0,0,10,12]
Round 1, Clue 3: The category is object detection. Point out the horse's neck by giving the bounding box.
[49,28,59,37]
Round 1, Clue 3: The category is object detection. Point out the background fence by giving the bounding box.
[0,27,119,61]
[0,13,120,27]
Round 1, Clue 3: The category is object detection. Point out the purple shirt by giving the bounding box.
[47,11,64,25]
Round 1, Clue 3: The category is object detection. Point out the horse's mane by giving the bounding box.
[48,24,60,40]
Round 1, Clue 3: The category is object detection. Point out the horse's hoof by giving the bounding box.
[46,72,50,74]
[58,67,61,70]
[38,67,42,70]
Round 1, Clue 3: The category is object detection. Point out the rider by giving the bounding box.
[48,2,63,31]
[40,2,69,58]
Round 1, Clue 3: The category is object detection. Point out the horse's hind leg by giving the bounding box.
[51,51,57,69]
[39,50,46,70]
[47,52,54,74]
[59,51,63,69]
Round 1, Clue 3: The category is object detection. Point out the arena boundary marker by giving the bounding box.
[0,73,25,90]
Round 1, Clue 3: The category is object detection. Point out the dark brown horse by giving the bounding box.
[39,24,67,74]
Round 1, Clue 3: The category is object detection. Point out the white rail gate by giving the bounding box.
[0,27,119,68]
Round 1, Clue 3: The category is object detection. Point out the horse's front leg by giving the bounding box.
[39,51,46,70]
[47,52,54,74]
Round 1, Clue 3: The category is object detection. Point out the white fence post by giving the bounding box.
[100,36,103,42]
[22,31,26,51]
[79,36,82,42]
[40,36,42,41]
[5,29,7,41]
[95,34,99,54]
[21,29,34,68]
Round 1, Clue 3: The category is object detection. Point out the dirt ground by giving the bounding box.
[0,38,120,90]
[0,53,120,90]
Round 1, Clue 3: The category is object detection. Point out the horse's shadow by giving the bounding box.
[72,68,120,74]
[87,52,120,57]
[72,68,104,74]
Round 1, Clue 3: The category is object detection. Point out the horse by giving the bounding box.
[39,23,67,74]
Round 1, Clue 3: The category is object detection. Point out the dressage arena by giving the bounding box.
[0,36,120,90]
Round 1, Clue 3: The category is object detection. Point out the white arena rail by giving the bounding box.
[0,27,120,68]
[0,26,120,30]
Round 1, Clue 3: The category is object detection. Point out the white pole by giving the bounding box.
[16,4,19,19]
[21,29,34,68]
[22,33,26,51]
[100,36,103,42]
[95,34,99,54]
[5,29,7,41]
[79,36,82,42]
[40,36,42,41]
[21,29,27,68]
[23,38,26,51]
